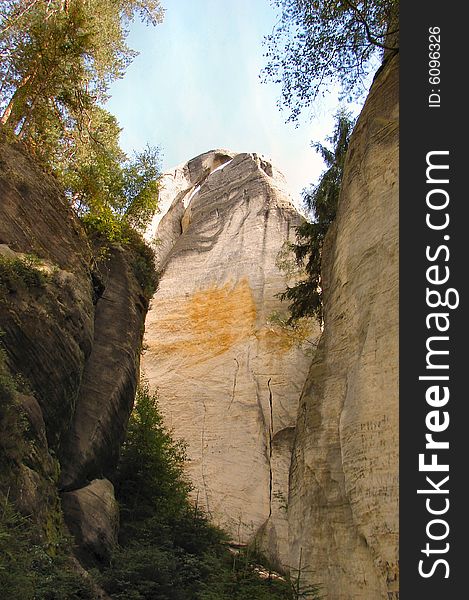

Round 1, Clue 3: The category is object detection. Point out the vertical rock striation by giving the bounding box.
[287,54,399,598]
[143,151,316,566]
[0,140,152,568]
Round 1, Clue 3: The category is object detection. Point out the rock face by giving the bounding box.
[143,151,316,566]
[0,141,94,451]
[287,53,399,598]
[59,245,148,490]
[0,141,150,558]
[62,479,119,567]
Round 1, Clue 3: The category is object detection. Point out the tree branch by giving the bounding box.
[343,0,399,51]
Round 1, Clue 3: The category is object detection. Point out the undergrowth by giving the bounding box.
[83,218,158,300]
[0,254,47,292]
[99,382,320,600]
[0,373,319,598]
[0,496,95,599]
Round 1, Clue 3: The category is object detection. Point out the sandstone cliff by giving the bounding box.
[0,49,399,596]
[287,53,399,598]
[0,140,151,566]
[143,151,317,567]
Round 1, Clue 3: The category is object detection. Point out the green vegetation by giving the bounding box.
[280,110,355,324]
[98,382,320,599]
[263,0,399,121]
[0,253,47,291]
[73,143,161,244]
[0,1,163,241]
[1,345,94,598]
[0,344,26,476]
[0,496,95,600]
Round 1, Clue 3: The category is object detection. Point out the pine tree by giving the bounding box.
[280,110,355,324]
[0,0,164,233]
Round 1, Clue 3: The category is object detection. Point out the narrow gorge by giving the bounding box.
[0,49,398,600]
[141,50,399,598]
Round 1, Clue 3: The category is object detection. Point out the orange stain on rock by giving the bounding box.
[151,278,257,359]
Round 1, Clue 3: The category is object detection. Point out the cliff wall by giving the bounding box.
[143,151,317,567]
[0,140,150,566]
[287,53,399,598]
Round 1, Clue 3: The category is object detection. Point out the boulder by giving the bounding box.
[62,478,119,567]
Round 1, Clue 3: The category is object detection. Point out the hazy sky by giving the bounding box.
[108,0,365,205]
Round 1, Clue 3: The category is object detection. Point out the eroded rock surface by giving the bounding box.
[59,246,148,490]
[143,151,316,567]
[287,53,399,599]
[62,479,119,567]
[0,141,94,450]
[0,141,150,570]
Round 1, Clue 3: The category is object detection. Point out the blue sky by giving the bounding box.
[108,0,365,205]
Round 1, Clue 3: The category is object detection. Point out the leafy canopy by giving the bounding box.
[263,0,399,121]
[0,1,164,234]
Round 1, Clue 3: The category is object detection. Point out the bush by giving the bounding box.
[0,344,27,477]
[100,383,311,599]
[0,254,47,292]
[0,496,95,600]
[82,217,158,300]
[114,382,190,524]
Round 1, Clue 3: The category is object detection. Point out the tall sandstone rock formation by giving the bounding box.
[287,53,399,598]
[143,151,316,566]
[0,140,151,569]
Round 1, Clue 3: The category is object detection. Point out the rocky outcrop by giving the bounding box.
[287,53,399,598]
[143,150,317,567]
[62,479,119,567]
[59,246,148,490]
[0,141,151,562]
[0,141,94,451]
[0,141,95,540]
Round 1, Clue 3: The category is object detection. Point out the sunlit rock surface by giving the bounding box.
[287,53,399,599]
[143,150,316,566]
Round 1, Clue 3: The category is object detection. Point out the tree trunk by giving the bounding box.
[0,73,33,127]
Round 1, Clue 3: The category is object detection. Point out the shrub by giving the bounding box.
[100,383,312,599]
[0,254,47,292]
[83,217,157,300]
[0,495,94,600]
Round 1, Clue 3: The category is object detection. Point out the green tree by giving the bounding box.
[58,109,161,242]
[263,0,399,121]
[101,382,304,600]
[280,109,354,324]
[0,0,163,135]
[114,382,191,523]
[0,1,163,234]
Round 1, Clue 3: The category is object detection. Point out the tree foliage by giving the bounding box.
[280,109,355,324]
[114,381,191,524]
[0,0,164,135]
[263,0,399,120]
[0,0,163,234]
[0,495,95,599]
